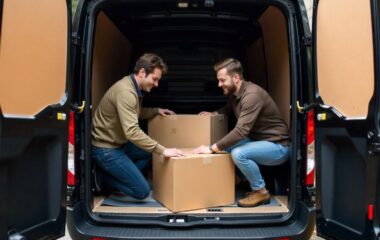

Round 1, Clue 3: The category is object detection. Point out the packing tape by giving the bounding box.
[203,156,212,165]
[160,155,164,163]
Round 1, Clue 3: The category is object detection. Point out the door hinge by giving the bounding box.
[72,33,81,46]
[302,35,312,47]
[368,131,380,155]
[370,142,380,154]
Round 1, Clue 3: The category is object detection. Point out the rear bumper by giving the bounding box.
[67,201,315,240]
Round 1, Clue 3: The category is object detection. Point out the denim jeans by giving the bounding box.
[91,142,152,199]
[225,138,289,191]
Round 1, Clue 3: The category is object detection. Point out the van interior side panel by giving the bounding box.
[0,0,67,116]
[87,1,294,219]
[91,11,132,113]
[317,128,367,234]
[258,6,290,127]
[0,135,64,236]
[316,0,374,118]
[246,37,267,90]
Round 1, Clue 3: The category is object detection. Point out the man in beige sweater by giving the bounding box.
[92,53,184,200]
[194,58,290,207]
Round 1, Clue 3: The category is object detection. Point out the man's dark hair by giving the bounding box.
[214,58,244,79]
[133,53,168,75]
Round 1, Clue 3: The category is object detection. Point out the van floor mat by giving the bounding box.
[94,191,288,214]
[101,192,281,208]
[102,192,163,207]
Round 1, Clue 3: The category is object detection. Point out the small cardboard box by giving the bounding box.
[148,114,227,148]
[153,149,235,212]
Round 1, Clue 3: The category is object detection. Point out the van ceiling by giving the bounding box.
[103,1,267,47]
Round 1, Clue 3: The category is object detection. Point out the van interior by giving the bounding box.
[87,1,295,219]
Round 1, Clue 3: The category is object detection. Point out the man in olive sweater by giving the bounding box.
[92,53,184,200]
[193,58,290,207]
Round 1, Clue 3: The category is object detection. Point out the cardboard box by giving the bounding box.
[153,149,235,212]
[148,114,227,148]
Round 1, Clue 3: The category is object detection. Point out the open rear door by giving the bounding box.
[313,0,380,239]
[0,0,71,239]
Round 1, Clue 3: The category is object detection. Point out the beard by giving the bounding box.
[222,83,237,96]
[143,85,153,92]
[141,80,154,92]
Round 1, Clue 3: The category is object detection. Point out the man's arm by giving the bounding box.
[116,91,164,154]
[140,107,159,120]
[118,93,184,157]
[140,107,175,119]
[198,97,232,116]
[215,93,263,150]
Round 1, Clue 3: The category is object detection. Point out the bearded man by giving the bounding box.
[193,58,290,207]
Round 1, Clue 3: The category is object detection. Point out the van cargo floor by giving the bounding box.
[92,192,288,214]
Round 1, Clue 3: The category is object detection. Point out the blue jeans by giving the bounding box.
[225,139,289,191]
[91,142,152,199]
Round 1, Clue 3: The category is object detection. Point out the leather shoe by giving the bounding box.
[238,191,270,207]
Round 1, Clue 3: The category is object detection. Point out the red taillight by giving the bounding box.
[368,204,374,220]
[67,111,76,186]
[306,110,315,187]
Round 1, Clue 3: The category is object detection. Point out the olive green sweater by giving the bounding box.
[91,75,165,154]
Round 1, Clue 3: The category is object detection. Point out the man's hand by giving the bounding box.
[198,111,218,116]
[192,145,213,154]
[158,108,175,116]
[163,148,185,157]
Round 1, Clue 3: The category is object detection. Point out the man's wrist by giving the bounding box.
[208,144,216,153]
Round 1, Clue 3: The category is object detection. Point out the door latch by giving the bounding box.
[296,101,320,114]
[71,101,86,113]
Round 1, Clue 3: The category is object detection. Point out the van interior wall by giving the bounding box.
[247,6,290,126]
[91,11,132,113]
[0,1,67,116]
[91,6,290,124]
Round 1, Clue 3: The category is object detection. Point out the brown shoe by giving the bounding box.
[238,191,270,207]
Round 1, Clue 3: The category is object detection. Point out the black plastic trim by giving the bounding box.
[71,0,312,231]
[67,200,315,240]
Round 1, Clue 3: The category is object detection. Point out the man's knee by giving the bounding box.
[134,184,151,200]
[231,148,245,164]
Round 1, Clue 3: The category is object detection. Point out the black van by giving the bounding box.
[1,0,379,239]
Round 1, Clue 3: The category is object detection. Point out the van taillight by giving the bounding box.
[68,111,76,186]
[306,110,315,187]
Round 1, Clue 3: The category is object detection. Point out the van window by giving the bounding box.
[316,0,374,118]
[0,0,67,116]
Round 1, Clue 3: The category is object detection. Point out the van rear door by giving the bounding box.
[0,0,71,239]
[313,0,380,239]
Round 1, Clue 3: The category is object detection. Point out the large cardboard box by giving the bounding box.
[153,149,235,212]
[148,114,227,148]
